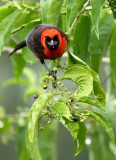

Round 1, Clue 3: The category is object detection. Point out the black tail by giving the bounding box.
[9,40,27,56]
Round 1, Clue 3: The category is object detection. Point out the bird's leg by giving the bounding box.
[40,59,56,79]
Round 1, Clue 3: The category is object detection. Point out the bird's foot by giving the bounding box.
[49,70,57,80]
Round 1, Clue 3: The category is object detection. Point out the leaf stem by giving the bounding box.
[68,0,90,36]
[22,4,35,10]
[11,24,26,34]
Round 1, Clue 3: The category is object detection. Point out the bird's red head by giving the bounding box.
[25,24,68,60]
[40,28,67,59]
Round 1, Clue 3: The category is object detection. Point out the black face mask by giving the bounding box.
[45,35,59,50]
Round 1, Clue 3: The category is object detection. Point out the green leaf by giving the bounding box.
[78,96,106,112]
[26,93,55,160]
[110,23,116,85]
[50,102,79,139]
[90,69,106,106]
[63,117,79,139]
[39,120,58,160]
[47,0,64,25]
[0,5,15,23]
[84,110,115,144]
[0,10,20,56]
[76,65,106,106]
[66,0,76,30]
[76,121,87,155]
[17,127,30,160]
[69,0,87,27]
[62,66,93,99]
[40,0,52,23]
[68,51,87,66]
[66,0,76,11]
[88,11,113,73]
[11,55,26,79]
[26,127,42,160]
[13,2,40,31]
[28,92,55,142]
[50,102,71,118]
[73,14,91,64]
[22,22,39,64]
[57,13,63,31]
[90,0,106,37]
[67,54,106,106]
[61,11,67,32]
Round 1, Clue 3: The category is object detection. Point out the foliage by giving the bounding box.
[0,0,116,160]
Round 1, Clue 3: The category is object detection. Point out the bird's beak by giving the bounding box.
[50,39,54,46]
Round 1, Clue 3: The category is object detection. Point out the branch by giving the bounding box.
[68,0,90,36]
[85,6,92,11]
[107,0,116,8]
[102,57,110,64]
[2,46,110,64]
[2,46,21,55]
[11,19,40,34]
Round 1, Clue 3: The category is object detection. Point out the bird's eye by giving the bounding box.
[45,36,51,42]
[53,35,59,41]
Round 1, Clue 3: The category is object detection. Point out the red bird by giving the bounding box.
[10,24,68,77]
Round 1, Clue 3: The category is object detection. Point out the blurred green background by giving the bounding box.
[0,0,116,160]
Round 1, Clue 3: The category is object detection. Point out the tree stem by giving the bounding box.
[68,0,90,36]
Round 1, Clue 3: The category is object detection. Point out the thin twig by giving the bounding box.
[68,0,90,36]
[22,4,35,10]
[11,19,40,34]
[85,6,92,11]
[11,24,26,34]
[2,46,21,55]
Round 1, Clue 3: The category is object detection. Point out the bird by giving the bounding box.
[9,24,68,78]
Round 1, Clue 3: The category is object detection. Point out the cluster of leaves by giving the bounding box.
[0,0,116,160]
